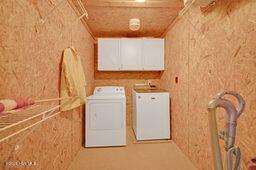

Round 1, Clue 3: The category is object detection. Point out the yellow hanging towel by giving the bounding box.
[60,47,86,111]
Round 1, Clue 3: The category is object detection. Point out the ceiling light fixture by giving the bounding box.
[135,0,146,2]
[129,18,141,31]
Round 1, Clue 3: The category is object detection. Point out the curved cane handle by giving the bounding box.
[216,90,245,117]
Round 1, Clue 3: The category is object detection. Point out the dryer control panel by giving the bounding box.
[94,86,125,95]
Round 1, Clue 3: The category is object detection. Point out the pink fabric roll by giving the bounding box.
[248,158,256,170]
[0,99,34,114]
[0,103,4,113]
[14,99,26,109]
[14,99,34,109]
[0,103,4,116]
[0,99,17,113]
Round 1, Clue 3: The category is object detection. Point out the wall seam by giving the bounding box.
[187,9,191,160]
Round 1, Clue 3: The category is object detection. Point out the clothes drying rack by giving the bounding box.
[0,96,79,143]
[0,0,89,146]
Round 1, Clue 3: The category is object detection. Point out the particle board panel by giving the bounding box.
[0,0,94,169]
[161,0,256,169]
[188,1,256,169]
[83,1,183,37]
[160,18,190,156]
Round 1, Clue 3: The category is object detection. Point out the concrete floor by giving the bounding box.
[69,128,197,170]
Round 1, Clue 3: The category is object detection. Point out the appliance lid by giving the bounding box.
[133,88,168,93]
[87,94,126,100]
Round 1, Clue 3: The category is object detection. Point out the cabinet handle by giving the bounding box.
[151,97,156,100]
[93,113,97,120]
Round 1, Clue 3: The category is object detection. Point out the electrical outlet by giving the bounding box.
[175,77,178,84]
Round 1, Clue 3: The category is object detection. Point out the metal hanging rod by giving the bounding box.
[178,0,195,16]
[35,96,78,103]
[76,0,88,18]
[39,0,88,25]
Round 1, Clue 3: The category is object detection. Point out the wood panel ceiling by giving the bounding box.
[81,0,184,37]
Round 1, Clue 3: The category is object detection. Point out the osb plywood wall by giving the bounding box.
[94,45,161,125]
[0,0,94,169]
[160,0,256,169]
[85,5,182,37]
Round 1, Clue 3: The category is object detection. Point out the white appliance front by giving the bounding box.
[133,91,170,140]
[86,98,126,147]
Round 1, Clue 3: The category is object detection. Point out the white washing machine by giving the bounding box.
[85,86,126,147]
[132,89,170,140]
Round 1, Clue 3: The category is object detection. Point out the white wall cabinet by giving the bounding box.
[120,38,142,70]
[142,39,164,70]
[98,38,164,71]
[98,38,121,70]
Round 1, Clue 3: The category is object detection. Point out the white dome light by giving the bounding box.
[129,18,140,31]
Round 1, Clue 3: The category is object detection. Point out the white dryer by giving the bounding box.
[85,86,126,147]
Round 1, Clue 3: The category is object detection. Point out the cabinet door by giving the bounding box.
[142,38,164,70]
[121,38,142,70]
[98,38,121,70]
